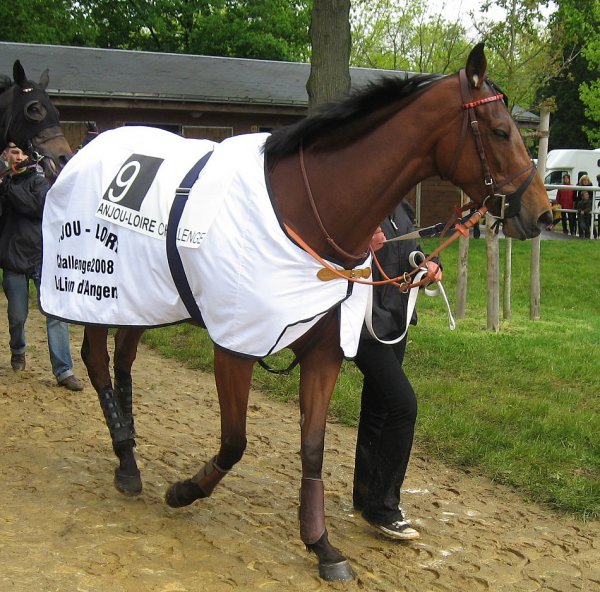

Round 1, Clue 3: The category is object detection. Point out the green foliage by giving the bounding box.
[538,52,595,150]
[0,0,94,46]
[142,238,600,518]
[350,0,471,73]
[579,1,600,145]
[538,0,600,148]
[472,0,560,112]
[0,0,311,62]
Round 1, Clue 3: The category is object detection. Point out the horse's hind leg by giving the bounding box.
[166,346,253,507]
[81,326,141,496]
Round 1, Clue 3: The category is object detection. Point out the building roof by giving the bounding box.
[512,105,540,126]
[0,42,538,128]
[0,42,407,107]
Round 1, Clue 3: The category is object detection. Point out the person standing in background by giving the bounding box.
[0,143,84,390]
[555,174,576,236]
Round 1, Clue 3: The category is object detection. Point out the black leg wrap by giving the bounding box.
[114,368,134,435]
[98,387,135,451]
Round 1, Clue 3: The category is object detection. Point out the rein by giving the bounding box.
[285,206,486,292]
[299,143,368,261]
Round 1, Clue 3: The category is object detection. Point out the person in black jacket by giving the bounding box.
[0,143,83,390]
[353,199,440,540]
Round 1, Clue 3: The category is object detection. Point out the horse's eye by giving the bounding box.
[493,128,509,139]
[24,100,47,123]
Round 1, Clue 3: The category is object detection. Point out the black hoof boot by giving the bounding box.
[114,467,142,496]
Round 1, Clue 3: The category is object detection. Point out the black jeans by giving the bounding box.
[353,338,417,524]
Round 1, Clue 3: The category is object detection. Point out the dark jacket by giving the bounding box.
[0,167,49,276]
[362,200,419,342]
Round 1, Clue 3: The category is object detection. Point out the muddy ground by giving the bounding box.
[1,301,599,592]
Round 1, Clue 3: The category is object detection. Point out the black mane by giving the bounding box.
[264,72,444,163]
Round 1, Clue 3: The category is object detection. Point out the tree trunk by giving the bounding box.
[307,0,351,110]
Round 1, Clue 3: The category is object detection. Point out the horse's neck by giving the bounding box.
[270,92,451,264]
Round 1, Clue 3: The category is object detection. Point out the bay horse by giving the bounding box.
[40,43,552,581]
[0,60,72,180]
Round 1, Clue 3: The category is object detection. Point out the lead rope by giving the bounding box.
[364,251,456,345]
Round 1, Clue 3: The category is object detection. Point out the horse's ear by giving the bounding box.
[465,43,487,89]
[13,60,27,87]
[39,68,50,90]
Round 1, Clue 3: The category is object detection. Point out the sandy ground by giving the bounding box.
[1,301,599,592]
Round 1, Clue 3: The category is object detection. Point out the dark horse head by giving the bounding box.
[0,60,72,181]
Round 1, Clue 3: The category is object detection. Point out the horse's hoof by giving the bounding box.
[318,560,355,581]
[165,479,204,508]
[114,468,142,496]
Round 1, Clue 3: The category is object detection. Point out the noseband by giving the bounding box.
[25,126,69,179]
[444,69,537,222]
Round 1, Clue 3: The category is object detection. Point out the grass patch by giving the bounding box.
[140,238,599,519]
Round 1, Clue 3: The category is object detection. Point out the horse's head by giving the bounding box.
[0,60,72,182]
[436,43,552,239]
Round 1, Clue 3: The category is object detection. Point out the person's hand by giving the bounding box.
[370,227,385,252]
[426,260,442,282]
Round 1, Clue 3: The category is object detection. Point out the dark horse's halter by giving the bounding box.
[444,68,537,222]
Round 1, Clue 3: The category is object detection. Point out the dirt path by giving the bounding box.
[1,302,599,592]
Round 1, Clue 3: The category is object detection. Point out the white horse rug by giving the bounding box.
[40,126,371,358]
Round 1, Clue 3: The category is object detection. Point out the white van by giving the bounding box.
[544,149,600,200]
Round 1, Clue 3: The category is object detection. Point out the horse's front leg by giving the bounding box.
[166,346,254,507]
[81,326,142,496]
[296,315,355,581]
[113,328,146,437]
[111,327,145,494]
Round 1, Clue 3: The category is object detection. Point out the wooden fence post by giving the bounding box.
[486,215,500,331]
[531,103,551,320]
[456,191,469,319]
[503,239,512,320]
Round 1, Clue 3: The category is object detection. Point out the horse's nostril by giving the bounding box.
[538,210,554,227]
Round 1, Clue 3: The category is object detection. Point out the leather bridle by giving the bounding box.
[25,126,70,181]
[444,68,537,222]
